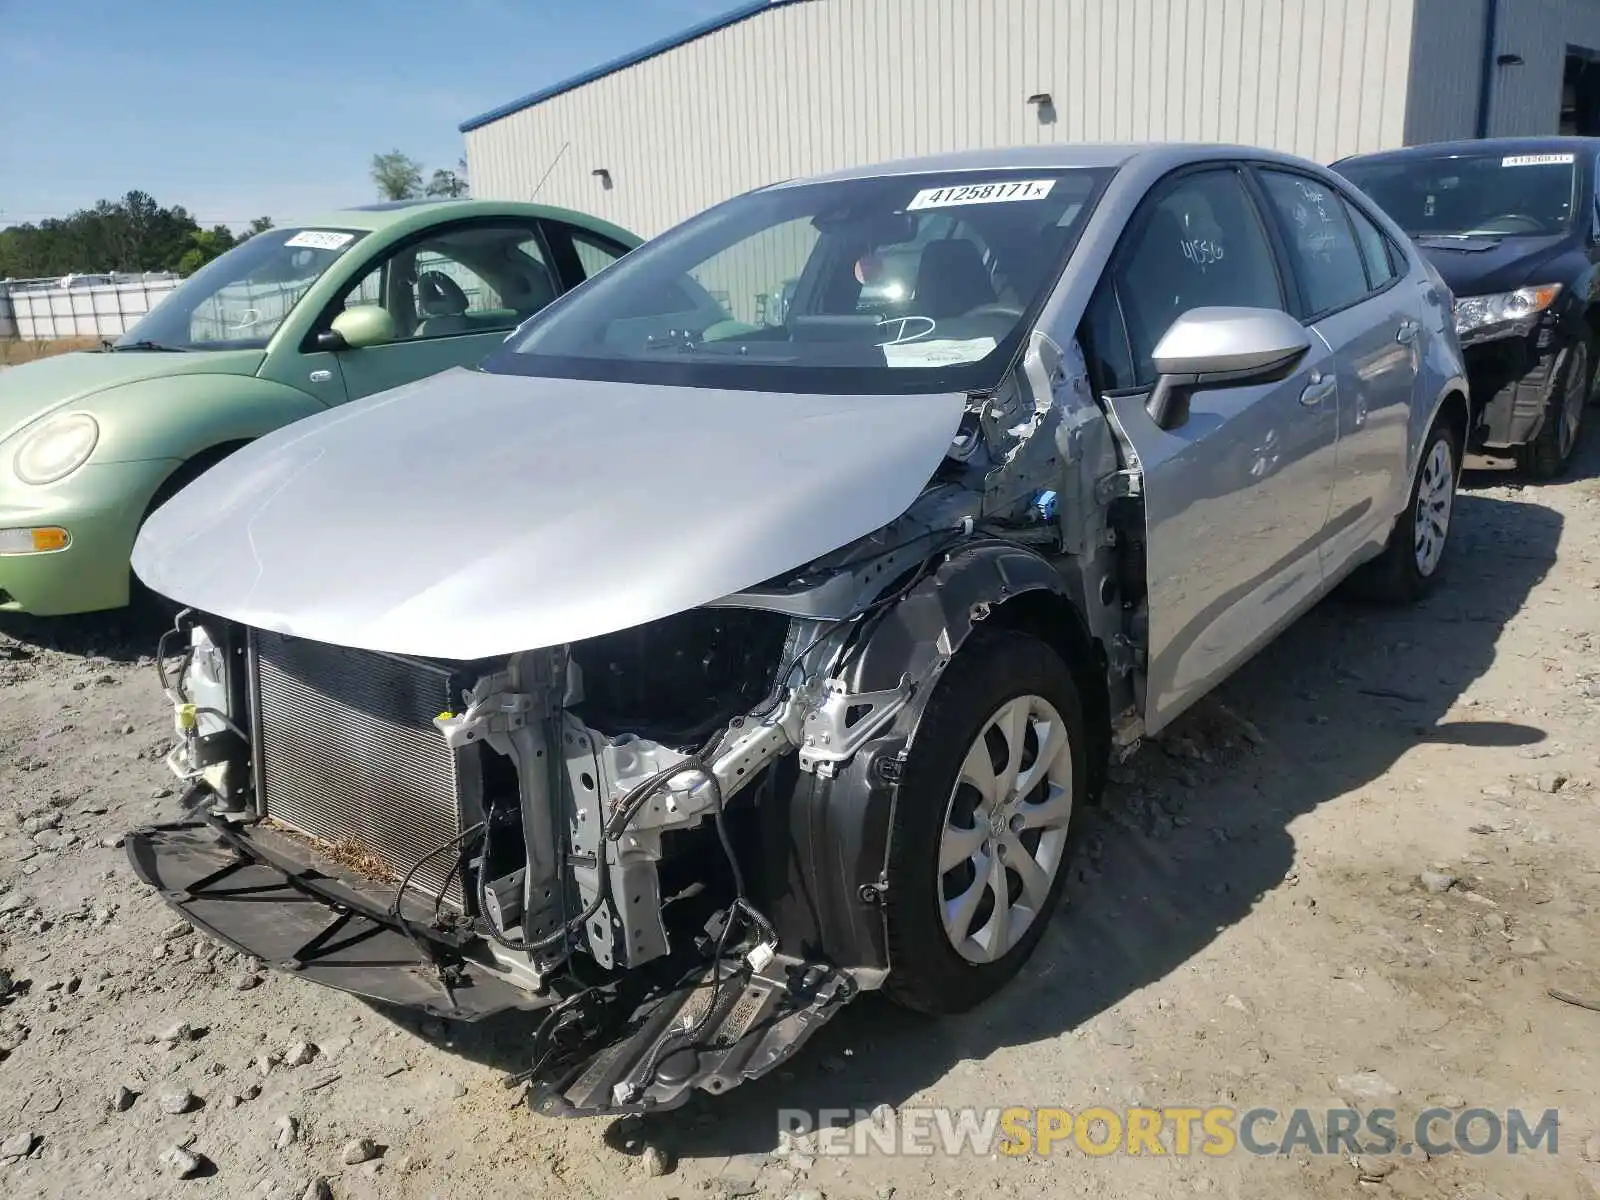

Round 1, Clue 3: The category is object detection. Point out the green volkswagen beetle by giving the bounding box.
[0,198,640,616]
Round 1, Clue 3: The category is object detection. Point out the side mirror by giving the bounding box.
[326,304,396,351]
[1146,306,1312,429]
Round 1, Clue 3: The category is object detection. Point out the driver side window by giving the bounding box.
[1103,168,1285,389]
[328,223,555,344]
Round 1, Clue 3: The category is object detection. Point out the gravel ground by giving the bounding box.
[3,440,1600,1199]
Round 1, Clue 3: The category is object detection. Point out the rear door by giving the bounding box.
[1080,165,1340,733]
[1252,167,1418,569]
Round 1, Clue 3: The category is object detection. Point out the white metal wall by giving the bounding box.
[466,0,1420,238]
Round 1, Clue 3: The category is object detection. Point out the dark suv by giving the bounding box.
[1338,136,1600,478]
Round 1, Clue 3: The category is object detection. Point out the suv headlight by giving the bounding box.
[14,413,100,484]
[1453,283,1562,340]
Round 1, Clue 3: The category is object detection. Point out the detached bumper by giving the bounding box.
[125,819,542,1020]
[1463,335,1563,450]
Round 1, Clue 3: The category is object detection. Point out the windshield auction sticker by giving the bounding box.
[284,230,357,250]
[883,336,997,367]
[908,180,1056,209]
[1501,154,1575,167]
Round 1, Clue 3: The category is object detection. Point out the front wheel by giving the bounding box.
[883,630,1087,1015]
[1348,415,1459,604]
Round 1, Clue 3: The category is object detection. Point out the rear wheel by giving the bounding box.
[1518,334,1591,480]
[883,630,1087,1015]
[1348,415,1458,604]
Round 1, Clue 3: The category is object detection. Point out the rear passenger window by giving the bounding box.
[1257,169,1370,315]
[1110,168,1284,387]
[1343,199,1399,289]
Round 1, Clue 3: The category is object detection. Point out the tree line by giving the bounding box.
[2,153,470,282]
[0,191,273,281]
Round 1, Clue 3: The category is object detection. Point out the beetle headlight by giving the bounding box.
[14,413,100,485]
[1453,283,1562,341]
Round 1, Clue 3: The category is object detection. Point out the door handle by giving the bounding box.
[1396,319,1420,344]
[1299,370,1336,407]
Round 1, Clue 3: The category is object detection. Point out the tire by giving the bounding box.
[1517,334,1591,481]
[1349,414,1460,604]
[883,629,1088,1015]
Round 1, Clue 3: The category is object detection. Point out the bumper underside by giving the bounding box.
[1464,334,1561,450]
[125,819,539,1020]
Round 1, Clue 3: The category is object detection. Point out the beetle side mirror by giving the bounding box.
[325,304,397,351]
[1146,307,1313,430]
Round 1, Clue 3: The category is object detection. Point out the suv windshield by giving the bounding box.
[113,227,367,352]
[1339,151,1579,239]
[485,168,1114,394]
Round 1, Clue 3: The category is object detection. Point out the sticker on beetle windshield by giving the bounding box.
[907,179,1055,210]
[1501,153,1575,167]
[882,336,997,368]
[284,230,356,251]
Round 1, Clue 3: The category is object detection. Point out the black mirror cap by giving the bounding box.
[313,329,348,353]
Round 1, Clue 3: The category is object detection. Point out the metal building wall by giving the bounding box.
[466,0,1420,239]
[1403,0,1491,144]
[1486,0,1600,136]
[1406,0,1600,142]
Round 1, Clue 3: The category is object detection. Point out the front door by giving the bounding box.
[320,220,563,402]
[1081,166,1340,733]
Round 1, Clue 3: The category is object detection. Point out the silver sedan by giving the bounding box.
[129,142,1469,1115]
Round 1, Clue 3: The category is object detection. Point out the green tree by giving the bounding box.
[371,150,424,201]
[425,168,468,198]
[245,216,274,237]
[175,225,239,275]
[0,191,214,278]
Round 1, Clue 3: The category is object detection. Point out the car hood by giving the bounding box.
[1410,232,1573,298]
[131,367,968,659]
[0,348,266,443]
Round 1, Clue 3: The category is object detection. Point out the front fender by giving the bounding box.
[843,538,1071,726]
[755,540,1073,973]
[80,374,327,465]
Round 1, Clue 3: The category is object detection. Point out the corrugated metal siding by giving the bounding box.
[466,0,1419,239]
[1404,0,1490,144]
[1484,0,1600,136]
[1407,0,1600,142]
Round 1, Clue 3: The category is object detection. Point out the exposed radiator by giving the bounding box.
[250,630,470,907]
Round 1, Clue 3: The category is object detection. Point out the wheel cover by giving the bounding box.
[937,694,1074,964]
[1558,342,1588,460]
[1413,436,1455,577]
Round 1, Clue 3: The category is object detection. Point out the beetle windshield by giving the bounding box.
[484,168,1115,395]
[113,227,368,352]
[1339,151,1580,239]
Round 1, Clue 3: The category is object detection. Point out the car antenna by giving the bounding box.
[529,141,571,202]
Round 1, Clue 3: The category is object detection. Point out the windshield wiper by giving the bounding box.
[111,340,187,352]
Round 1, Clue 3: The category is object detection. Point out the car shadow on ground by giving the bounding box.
[430,470,1571,1165]
[0,606,166,664]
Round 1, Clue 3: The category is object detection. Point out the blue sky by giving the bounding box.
[0,0,731,230]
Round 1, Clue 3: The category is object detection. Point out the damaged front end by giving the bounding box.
[128,330,1135,1117]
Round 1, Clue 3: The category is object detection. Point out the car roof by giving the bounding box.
[772,142,1336,188]
[277,197,641,246]
[1336,135,1600,167]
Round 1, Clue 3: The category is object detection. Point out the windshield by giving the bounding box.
[1339,151,1580,239]
[114,227,368,351]
[484,168,1115,394]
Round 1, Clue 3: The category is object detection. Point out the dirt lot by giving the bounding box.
[2,442,1600,1200]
